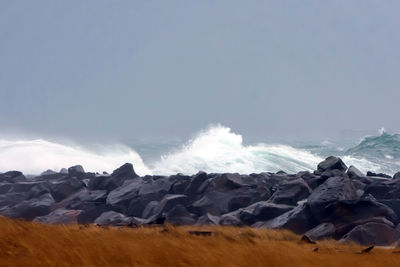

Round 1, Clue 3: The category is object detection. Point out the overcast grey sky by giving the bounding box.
[1,0,399,143]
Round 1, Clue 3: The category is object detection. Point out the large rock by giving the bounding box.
[317,156,347,173]
[1,193,55,220]
[304,223,336,241]
[340,222,400,246]
[34,208,81,224]
[106,179,142,213]
[347,166,365,179]
[88,163,138,191]
[94,211,133,226]
[0,171,26,183]
[269,178,311,205]
[154,194,191,215]
[50,177,85,202]
[77,204,109,224]
[308,176,358,203]
[256,203,315,234]
[238,201,294,225]
[165,205,196,225]
[184,171,209,197]
[68,165,85,177]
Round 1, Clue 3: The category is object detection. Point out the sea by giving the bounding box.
[1,125,399,176]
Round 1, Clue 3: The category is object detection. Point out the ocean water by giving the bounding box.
[0,125,399,176]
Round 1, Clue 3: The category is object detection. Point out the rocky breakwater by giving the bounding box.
[2,157,400,246]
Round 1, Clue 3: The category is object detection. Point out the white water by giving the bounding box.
[0,125,396,176]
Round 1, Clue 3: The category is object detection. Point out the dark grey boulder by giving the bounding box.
[88,163,138,191]
[68,165,85,178]
[219,211,243,226]
[0,183,12,194]
[1,193,55,220]
[0,171,26,183]
[269,178,311,205]
[141,201,159,218]
[34,208,81,224]
[50,177,85,202]
[212,173,249,190]
[106,179,142,213]
[238,201,294,225]
[308,176,358,203]
[25,182,52,200]
[197,213,220,225]
[77,204,109,224]
[367,171,392,179]
[184,171,209,196]
[304,223,336,241]
[54,188,107,210]
[154,194,191,215]
[379,199,400,220]
[41,169,57,176]
[340,222,400,246]
[255,203,316,234]
[347,166,365,179]
[320,199,398,226]
[165,204,196,225]
[317,156,347,173]
[94,211,133,226]
[189,196,221,216]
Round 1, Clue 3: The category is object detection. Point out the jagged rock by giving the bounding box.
[142,201,159,218]
[60,168,68,174]
[255,203,315,234]
[50,177,85,202]
[106,179,142,213]
[0,171,26,183]
[308,176,358,203]
[304,223,336,241]
[238,201,294,225]
[394,172,400,180]
[184,171,209,196]
[88,163,138,191]
[219,211,243,226]
[68,165,85,178]
[94,211,133,226]
[347,166,365,179]
[1,193,55,220]
[41,169,57,176]
[77,204,109,224]
[317,156,347,173]
[212,173,249,190]
[197,213,220,225]
[165,204,196,225]
[34,209,81,224]
[189,196,221,216]
[54,188,107,210]
[269,178,311,205]
[0,183,12,194]
[154,194,191,215]
[367,171,392,179]
[340,222,400,246]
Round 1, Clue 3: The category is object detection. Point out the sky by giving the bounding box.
[1,0,400,143]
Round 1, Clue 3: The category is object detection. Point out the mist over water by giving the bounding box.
[1,125,399,176]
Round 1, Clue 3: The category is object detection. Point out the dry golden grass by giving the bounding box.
[1,216,400,267]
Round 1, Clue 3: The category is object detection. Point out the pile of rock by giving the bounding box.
[1,157,400,246]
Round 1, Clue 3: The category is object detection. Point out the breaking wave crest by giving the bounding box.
[151,126,322,175]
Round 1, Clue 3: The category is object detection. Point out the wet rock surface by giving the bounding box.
[1,156,400,246]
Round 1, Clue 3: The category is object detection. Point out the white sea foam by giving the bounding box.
[150,126,323,175]
[0,125,398,176]
[0,139,151,175]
